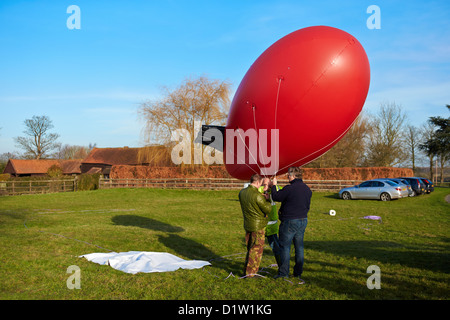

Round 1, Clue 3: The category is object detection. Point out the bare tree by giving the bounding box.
[363,102,407,167]
[404,125,421,174]
[55,143,97,160]
[139,75,231,165]
[137,145,173,166]
[0,151,21,173]
[14,115,60,159]
[308,112,370,167]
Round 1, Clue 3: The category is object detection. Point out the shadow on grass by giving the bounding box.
[322,193,341,199]
[157,234,246,275]
[112,215,184,233]
[112,215,243,274]
[307,239,450,273]
[304,239,450,298]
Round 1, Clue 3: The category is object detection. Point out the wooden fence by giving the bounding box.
[0,178,364,196]
[0,179,76,196]
[99,178,363,192]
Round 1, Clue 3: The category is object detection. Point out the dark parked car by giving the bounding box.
[418,177,434,193]
[398,177,425,196]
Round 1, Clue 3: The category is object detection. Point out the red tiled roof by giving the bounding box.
[82,147,142,165]
[3,159,82,175]
[85,167,103,174]
[59,160,82,174]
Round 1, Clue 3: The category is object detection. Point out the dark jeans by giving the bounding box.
[278,218,308,277]
[266,234,281,266]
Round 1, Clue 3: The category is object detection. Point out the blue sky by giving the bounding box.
[0,0,449,155]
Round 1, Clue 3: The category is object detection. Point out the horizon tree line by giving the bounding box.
[2,77,448,182]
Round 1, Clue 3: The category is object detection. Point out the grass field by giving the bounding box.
[0,186,449,300]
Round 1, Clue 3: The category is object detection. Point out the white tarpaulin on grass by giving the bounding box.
[80,251,211,274]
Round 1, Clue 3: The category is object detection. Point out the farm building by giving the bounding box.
[2,146,172,178]
[3,159,82,177]
[80,147,153,177]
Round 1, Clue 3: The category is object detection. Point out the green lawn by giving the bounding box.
[0,187,449,300]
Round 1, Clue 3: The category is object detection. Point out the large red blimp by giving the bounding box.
[221,26,370,180]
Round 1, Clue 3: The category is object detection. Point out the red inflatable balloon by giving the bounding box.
[224,26,370,180]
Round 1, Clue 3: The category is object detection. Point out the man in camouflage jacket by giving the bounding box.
[239,174,272,277]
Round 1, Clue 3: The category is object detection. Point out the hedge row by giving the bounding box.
[110,165,414,181]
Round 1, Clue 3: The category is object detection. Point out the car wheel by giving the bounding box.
[342,191,351,200]
[380,192,391,201]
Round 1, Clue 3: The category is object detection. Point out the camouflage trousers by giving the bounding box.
[244,229,266,277]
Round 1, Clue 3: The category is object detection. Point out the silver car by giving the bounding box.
[339,179,409,201]
[388,178,414,197]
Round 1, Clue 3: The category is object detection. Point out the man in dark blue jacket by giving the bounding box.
[270,167,312,283]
